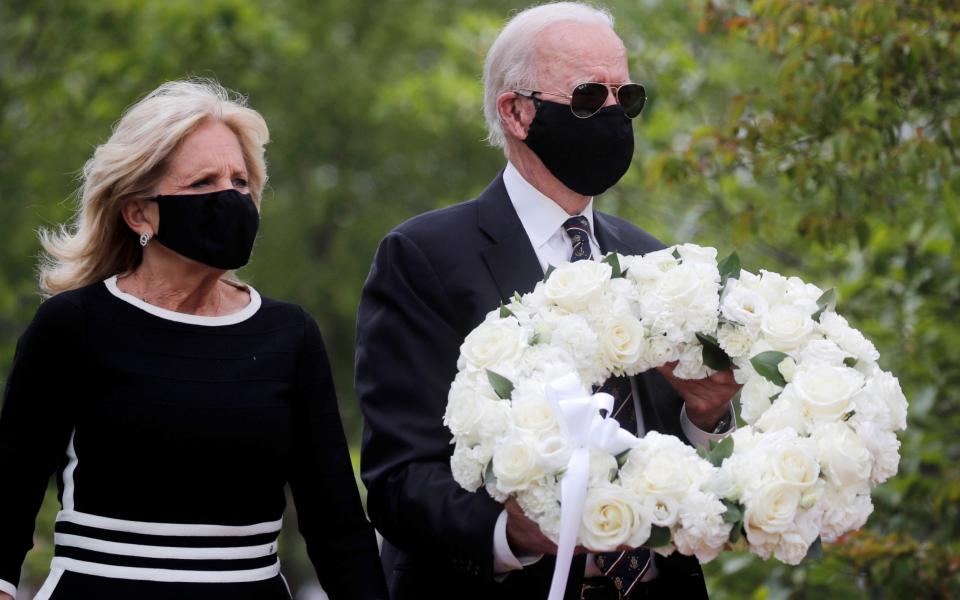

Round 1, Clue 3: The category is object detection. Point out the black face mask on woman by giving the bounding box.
[523,100,635,196]
[149,188,260,270]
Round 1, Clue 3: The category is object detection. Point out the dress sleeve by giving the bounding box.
[287,308,387,600]
[0,295,83,597]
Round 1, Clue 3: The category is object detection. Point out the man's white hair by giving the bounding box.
[482,2,615,148]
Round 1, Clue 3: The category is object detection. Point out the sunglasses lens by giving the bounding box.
[617,83,646,118]
[570,83,609,118]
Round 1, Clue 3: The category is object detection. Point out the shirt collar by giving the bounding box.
[503,162,595,250]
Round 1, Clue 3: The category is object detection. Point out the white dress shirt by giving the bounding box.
[492,162,733,577]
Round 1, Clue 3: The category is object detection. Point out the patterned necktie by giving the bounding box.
[594,376,652,598]
[562,216,592,262]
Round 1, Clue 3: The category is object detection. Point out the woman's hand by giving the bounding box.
[0,592,14,600]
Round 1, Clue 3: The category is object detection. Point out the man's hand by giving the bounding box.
[506,498,623,558]
[0,592,12,600]
[505,497,558,556]
[657,361,741,431]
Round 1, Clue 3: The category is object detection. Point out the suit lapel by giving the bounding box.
[478,173,545,302]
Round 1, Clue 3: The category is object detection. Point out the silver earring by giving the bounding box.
[139,232,152,247]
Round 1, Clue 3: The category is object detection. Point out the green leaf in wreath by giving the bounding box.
[721,500,744,524]
[529,332,542,345]
[750,351,789,387]
[728,523,743,545]
[697,332,732,371]
[483,459,496,486]
[499,303,515,319]
[843,356,857,367]
[671,248,682,261]
[717,251,742,286]
[812,288,836,322]
[647,525,672,548]
[486,369,514,400]
[803,536,823,562]
[544,265,557,281]
[705,435,735,468]
[601,253,626,278]
[614,448,631,469]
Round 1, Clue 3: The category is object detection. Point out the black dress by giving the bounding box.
[0,277,386,600]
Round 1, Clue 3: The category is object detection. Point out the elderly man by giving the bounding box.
[356,3,739,599]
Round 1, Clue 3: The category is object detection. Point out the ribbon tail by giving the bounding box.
[547,447,590,600]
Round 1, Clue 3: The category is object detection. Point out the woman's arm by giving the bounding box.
[287,308,387,600]
[0,295,83,598]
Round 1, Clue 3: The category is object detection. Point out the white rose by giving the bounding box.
[792,364,864,422]
[623,452,694,499]
[492,435,543,494]
[813,422,872,487]
[799,339,848,366]
[760,304,815,351]
[444,378,494,439]
[644,494,681,527]
[581,485,649,550]
[535,436,572,471]
[755,391,806,433]
[743,482,801,536]
[769,441,820,489]
[675,243,718,265]
[818,312,880,364]
[599,312,646,370]
[458,319,527,371]
[543,261,612,312]
[721,280,769,328]
[640,334,680,369]
[739,375,782,424]
[511,399,558,435]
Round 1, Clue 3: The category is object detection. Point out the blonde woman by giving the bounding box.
[0,80,387,600]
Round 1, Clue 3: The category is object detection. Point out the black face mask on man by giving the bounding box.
[522,100,635,196]
[149,188,260,270]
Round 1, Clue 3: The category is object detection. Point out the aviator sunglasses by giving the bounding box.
[515,81,646,119]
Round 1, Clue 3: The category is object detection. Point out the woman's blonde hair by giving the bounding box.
[38,79,270,295]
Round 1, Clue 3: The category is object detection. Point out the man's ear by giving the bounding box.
[119,197,158,237]
[497,91,537,141]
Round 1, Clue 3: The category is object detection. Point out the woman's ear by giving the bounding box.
[119,197,159,237]
[497,91,537,141]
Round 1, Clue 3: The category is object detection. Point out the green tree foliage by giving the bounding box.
[0,0,956,596]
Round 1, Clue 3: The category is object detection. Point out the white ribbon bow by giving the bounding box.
[544,372,639,600]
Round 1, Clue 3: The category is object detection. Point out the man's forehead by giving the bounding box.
[534,21,628,83]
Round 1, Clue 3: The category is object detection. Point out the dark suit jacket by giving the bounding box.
[356,173,707,599]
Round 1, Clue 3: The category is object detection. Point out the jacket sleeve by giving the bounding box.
[355,230,503,578]
[287,308,387,600]
[0,296,82,597]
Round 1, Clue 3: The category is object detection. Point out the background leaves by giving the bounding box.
[1,0,957,597]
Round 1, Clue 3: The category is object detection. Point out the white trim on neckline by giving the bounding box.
[104,275,261,326]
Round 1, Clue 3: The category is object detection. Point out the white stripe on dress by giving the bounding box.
[49,557,280,584]
[61,431,78,512]
[56,510,282,537]
[32,567,64,600]
[54,533,278,560]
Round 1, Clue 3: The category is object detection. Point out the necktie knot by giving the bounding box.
[562,216,592,261]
